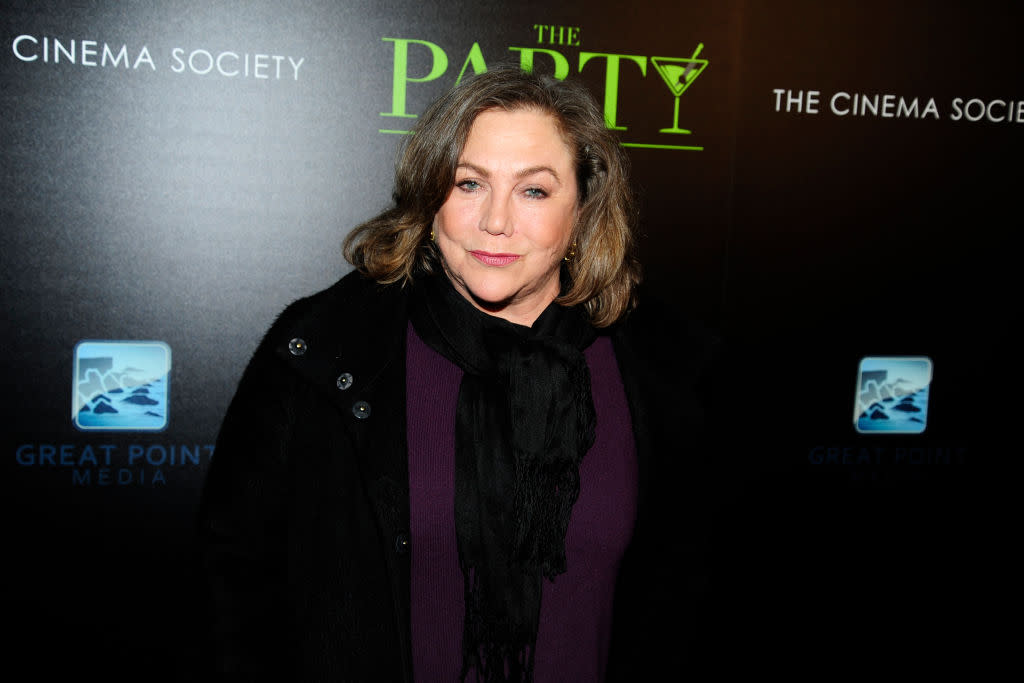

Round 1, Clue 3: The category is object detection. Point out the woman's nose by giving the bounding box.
[480,194,513,236]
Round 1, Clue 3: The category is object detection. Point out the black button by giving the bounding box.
[394,532,410,555]
[336,372,353,391]
[288,338,307,356]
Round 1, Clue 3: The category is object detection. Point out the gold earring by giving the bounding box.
[563,241,577,262]
[430,229,436,242]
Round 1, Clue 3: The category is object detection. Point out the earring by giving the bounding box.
[430,229,436,242]
[563,241,577,262]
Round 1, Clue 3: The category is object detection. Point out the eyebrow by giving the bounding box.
[456,162,561,182]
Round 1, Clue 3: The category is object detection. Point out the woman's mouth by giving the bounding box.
[470,251,520,267]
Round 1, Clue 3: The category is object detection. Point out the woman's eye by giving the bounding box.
[457,180,480,191]
[524,187,548,199]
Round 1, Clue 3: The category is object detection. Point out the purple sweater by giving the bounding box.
[407,322,638,681]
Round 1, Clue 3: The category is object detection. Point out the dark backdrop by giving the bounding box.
[2,1,1014,678]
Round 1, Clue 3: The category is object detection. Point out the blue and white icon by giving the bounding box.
[854,356,932,434]
[72,340,171,431]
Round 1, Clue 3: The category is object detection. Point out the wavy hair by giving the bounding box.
[343,64,640,327]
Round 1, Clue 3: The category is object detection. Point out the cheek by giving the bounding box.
[537,207,575,250]
[433,211,465,267]
[434,203,476,241]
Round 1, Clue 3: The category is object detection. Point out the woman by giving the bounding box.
[198,66,714,682]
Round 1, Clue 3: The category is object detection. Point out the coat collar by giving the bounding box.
[271,273,409,408]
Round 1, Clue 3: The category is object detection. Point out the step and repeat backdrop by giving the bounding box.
[2,0,1015,679]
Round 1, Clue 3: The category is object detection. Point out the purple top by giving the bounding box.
[407,322,638,681]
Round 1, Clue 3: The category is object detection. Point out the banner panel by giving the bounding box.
[1,0,1013,678]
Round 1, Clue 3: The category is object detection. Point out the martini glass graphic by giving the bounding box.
[651,43,708,134]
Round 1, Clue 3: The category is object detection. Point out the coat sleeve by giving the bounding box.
[605,293,723,680]
[192,332,299,681]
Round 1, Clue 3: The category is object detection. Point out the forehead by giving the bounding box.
[460,108,574,167]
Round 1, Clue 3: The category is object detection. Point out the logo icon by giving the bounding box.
[650,43,709,135]
[72,340,171,431]
[854,356,932,434]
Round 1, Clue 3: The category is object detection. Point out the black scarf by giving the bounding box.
[409,272,597,682]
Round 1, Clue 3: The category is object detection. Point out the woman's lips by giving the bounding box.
[470,251,520,267]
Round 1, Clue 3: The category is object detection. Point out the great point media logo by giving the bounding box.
[72,340,171,431]
[379,24,709,151]
[853,356,932,434]
[14,339,212,487]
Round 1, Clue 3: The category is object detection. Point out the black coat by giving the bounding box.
[196,271,716,682]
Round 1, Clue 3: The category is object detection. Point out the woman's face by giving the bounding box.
[433,107,578,327]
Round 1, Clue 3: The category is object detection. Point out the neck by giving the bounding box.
[448,276,561,328]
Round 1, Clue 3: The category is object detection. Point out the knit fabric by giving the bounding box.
[408,322,638,681]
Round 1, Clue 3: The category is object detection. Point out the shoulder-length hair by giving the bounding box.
[343,64,640,327]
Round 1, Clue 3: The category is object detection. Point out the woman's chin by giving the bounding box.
[446,274,513,310]
[445,271,555,325]
[465,287,516,314]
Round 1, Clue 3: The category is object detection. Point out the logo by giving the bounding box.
[11,34,306,81]
[854,356,932,434]
[650,44,708,135]
[771,88,1024,124]
[72,340,171,431]
[379,26,710,151]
